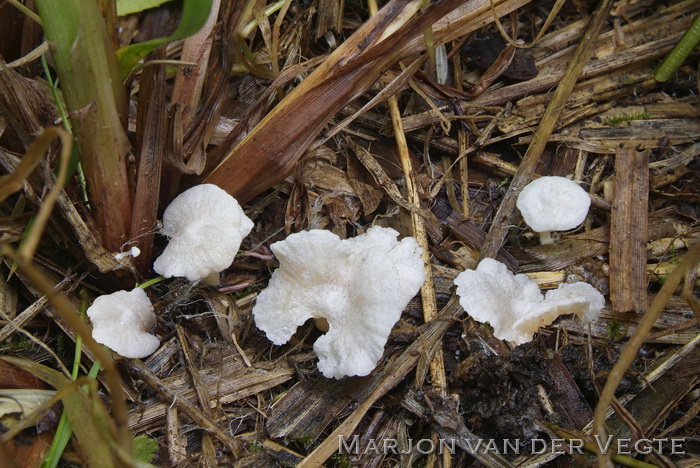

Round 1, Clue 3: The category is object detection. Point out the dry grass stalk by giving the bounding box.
[0,285,50,343]
[606,346,700,442]
[401,385,514,467]
[166,406,187,466]
[452,49,471,217]
[166,0,227,177]
[170,0,221,131]
[610,148,650,314]
[127,358,242,457]
[364,1,448,466]
[129,48,167,275]
[365,0,445,399]
[523,332,700,467]
[175,325,219,465]
[129,346,301,432]
[0,127,70,270]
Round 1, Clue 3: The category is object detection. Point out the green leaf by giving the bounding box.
[117,0,174,16]
[117,0,214,79]
[133,435,158,463]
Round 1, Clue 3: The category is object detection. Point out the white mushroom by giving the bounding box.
[454,258,604,345]
[516,176,591,244]
[86,288,159,358]
[543,282,606,322]
[252,226,425,379]
[153,184,254,282]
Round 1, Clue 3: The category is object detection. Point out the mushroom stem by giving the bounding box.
[313,317,330,333]
[202,272,220,286]
[539,231,554,245]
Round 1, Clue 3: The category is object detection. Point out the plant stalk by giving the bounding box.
[35,0,132,252]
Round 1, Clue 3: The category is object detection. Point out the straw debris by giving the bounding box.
[0,0,698,466]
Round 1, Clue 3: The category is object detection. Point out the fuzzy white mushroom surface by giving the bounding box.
[153,184,254,281]
[543,282,606,322]
[253,226,425,379]
[454,258,604,345]
[86,288,159,359]
[516,176,591,242]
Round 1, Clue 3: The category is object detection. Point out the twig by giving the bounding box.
[366,0,447,397]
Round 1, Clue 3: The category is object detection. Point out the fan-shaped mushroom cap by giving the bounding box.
[153,184,254,281]
[543,281,606,322]
[253,226,425,379]
[87,288,159,358]
[516,176,591,233]
[454,258,604,345]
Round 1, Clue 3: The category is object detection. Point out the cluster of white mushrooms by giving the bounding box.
[87,184,253,359]
[87,177,604,378]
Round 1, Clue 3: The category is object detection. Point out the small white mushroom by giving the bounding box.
[86,288,159,358]
[454,258,604,345]
[516,176,591,244]
[114,246,141,260]
[252,226,425,379]
[153,184,254,282]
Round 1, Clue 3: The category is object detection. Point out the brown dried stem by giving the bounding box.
[129,49,168,275]
[298,296,463,467]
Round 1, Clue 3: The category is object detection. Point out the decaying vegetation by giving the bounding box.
[0,0,699,466]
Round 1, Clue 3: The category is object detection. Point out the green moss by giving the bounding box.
[606,317,623,341]
[1,338,34,352]
[229,282,266,301]
[602,112,651,127]
[247,441,263,453]
[331,453,352,468]
[133,435,158,463]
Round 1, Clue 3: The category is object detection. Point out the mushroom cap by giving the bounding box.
[516,176,591,233]
[153,184,254,281]
[544,282,605,322]
[86,288,159,358]
[454,258,604,345]
[454,258,543,344]
[252,226,425,379]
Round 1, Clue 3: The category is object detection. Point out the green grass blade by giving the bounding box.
[655,13,700,82]
[117,0,214,79]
